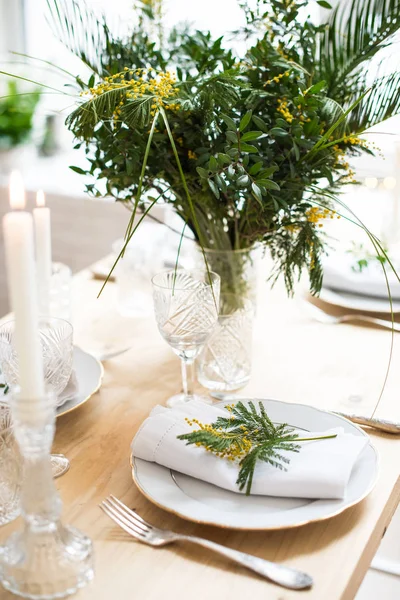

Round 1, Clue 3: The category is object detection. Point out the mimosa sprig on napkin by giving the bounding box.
[178,401,337,495]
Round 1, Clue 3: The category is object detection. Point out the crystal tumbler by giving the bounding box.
[197,293,254,392]
[0,402,22,526]
[0,317,73,402]
[49,262,72,321]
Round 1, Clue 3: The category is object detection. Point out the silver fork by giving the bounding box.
[100,495,313,590]
[303,301,400,332]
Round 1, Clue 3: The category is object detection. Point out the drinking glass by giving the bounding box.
[0,402,22,526]
[152,269,220,407]
[0,317,73,404]
[197,293,254,392]
[112,222,166,317]
[49,262,72,321]
[0,388,93,598]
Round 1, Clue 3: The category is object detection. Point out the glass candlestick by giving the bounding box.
[0,389,94,599]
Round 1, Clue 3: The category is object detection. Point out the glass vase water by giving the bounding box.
[197,293,254,392]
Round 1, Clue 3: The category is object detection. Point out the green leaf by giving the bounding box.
[252,115,269,133]
[317,1,332,8]
[209,155,218,171]
[305,80,326,95]
[69,165,87,174]
[237,174,250,187]
[259,166,278,178]
[226,130,238,143]
[215,173,227,192]
[241,131,263,142]
[251,182,263,204]
[256,179,280,191]
[208,179,220,198]
[239,110,252,131]
[196,166,209,178]
[240,143,258,153]
[220,112,237,131]
[292,141,300,161]
[217,153,231,165]
[125,158,135,175]
[249,161,263,175]
[276,118,289,128]
[269,127,288,137]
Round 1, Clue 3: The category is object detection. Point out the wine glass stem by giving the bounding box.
[181,359,195,401]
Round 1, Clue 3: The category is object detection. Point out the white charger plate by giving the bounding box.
[319,287,400,314]
[131,399,378,530]
[1,347,103,418]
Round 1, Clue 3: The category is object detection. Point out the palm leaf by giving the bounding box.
[122,96,155,129]
[66,87,126,135]
[347,70,400,131]
[46,0,109,74]
[319,0,400,102]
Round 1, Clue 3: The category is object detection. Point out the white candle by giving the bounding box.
[3,173,45,401]
[33,190,52,315]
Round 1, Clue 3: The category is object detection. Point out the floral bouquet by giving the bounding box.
[9,0,400,297]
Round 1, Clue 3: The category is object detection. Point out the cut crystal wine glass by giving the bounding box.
[152,269,220,407]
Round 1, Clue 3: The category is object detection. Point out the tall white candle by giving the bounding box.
[3,173,45,401]
[33,190,52,315]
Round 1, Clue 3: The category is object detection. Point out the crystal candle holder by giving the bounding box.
[0,389,94,599]
[0,402,22,526]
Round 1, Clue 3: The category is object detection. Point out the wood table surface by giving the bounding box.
[1,259,400,600]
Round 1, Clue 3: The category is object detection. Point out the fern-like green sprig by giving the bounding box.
[177,401,337,495]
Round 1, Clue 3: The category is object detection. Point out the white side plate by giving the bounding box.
[131,399,378,530]
[56,347,103,417]
[319,287,400,314]
[1,347,103,418]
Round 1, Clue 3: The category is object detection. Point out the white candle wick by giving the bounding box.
[36,190,46,208]
[9,171,26,210]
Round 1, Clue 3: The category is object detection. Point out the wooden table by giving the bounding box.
[1,260,400,600]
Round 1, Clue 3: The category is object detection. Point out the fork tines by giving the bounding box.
[100,495,152,540]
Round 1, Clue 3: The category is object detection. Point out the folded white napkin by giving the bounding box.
[323,254,400,299]
[132,400,368,499]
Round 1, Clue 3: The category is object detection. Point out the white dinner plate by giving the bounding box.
[131,399,378,530]
[319,286,400,314]
[1,347,103,418]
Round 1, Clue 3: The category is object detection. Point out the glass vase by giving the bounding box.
[0,389,94,599]
[198,246,259,307]
[197,293,254,392]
